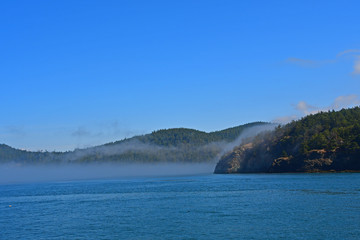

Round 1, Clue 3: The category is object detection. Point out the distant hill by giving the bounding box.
[0,122,269,165]
[0,144,64,165]
[215,107,360,173]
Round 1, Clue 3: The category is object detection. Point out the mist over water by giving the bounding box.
[0,124,276,184]
[0,163,215,184]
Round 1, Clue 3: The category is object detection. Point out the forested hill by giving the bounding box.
[107,122,267,147]
[215,107,360,173]
[0,122,269,165]
[0,144,64,164]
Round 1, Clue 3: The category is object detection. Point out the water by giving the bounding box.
[1,173,360,239]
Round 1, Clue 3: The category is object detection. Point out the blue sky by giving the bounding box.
[1,0,360,151]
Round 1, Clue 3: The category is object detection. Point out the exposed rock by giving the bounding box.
[214,149,242,174]
[215,144,360,174]
[214,107,360,173]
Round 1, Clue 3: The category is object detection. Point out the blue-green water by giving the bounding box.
[1,173,360,239]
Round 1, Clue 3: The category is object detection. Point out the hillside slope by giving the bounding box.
[215,107,360,173]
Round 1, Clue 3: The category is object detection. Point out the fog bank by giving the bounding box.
[0,163,215,184]
[0,124,277,184]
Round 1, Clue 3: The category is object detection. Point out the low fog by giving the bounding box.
[216,123,277,155]
[67,123,277,162]
[0,124,276,184]
[0,163,215,184]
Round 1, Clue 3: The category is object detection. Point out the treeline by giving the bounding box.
[0,144,63,165]
[284,107,360,155]
[107,122,267,147]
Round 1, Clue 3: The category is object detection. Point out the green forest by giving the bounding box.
[215,107,360,173]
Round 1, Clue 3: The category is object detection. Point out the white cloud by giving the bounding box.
[337,49,360,57]
[72,127,91,137]
[286,49,360,75]
[272,115,298,124]
[338,49,360,75]
[295,101,318,115]
[285,57,317,66]
[296,95,360,115]
[273,94,360,124]
[352,57,360,75]
[4,126,27,137]
[330,94,360,109]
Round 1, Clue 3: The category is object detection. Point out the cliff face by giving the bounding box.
[214,144,249,173]
[214,107,360,173]
[268,149,357,173]
[214,142,274,173]
[215,144,360,174]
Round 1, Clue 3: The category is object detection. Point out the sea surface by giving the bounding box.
[1,173,360,239]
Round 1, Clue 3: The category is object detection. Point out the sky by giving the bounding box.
[1,0,360,151]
